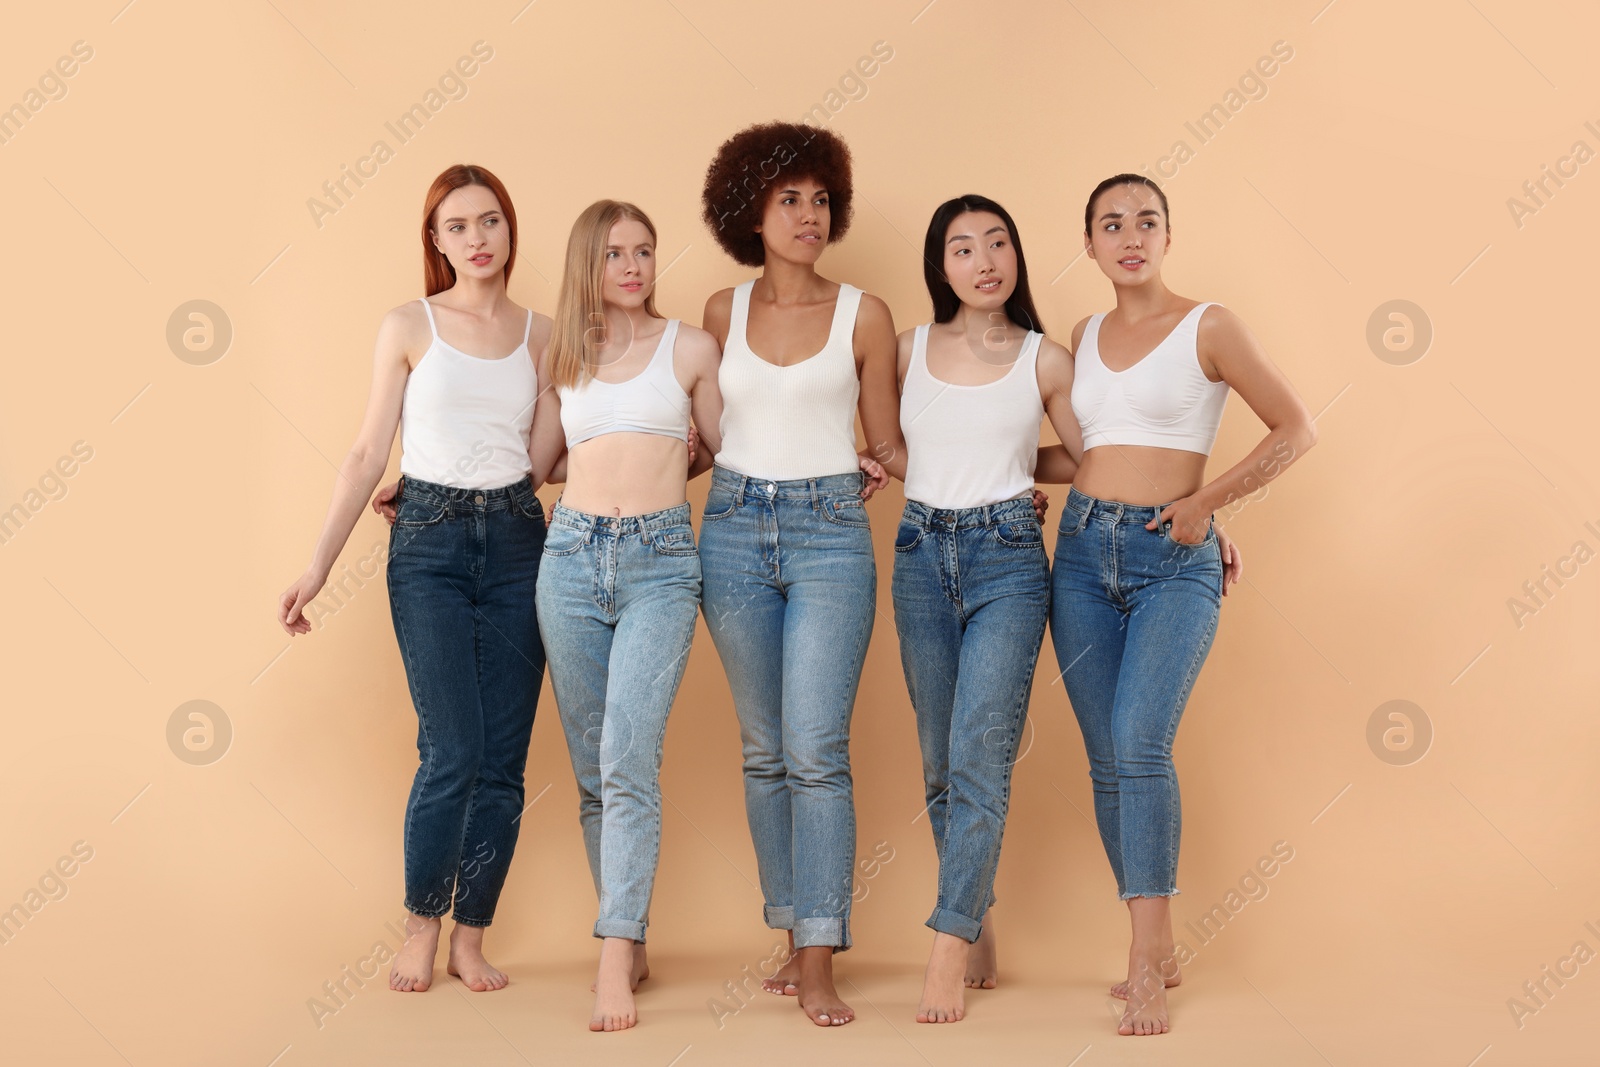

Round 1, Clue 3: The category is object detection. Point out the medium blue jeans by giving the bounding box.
[892,495,1050,942]
[1050,485,1223,899]
[386,474,545,926]
[535,502,701,943]
[698,465,875,951]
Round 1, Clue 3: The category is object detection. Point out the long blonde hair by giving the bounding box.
[549,200,661,389]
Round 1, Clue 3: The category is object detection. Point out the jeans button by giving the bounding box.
[474,494,485,505]
[765,482,775,493]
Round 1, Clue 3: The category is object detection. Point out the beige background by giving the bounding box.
[3,1,1597,1064]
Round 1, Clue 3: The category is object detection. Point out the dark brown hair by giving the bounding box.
[1083,173,1171,235]
[700,122,853,267]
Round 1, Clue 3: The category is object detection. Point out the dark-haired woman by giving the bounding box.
[1054,174,1308,1036]
[880,195,1083,1024]
[697,121,901,1028]
[278,165,550,994]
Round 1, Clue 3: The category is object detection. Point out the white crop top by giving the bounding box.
[901,324,1044,510]
[715,280,863,481]
[399,297,537,489]
[557,318,690,448]
[1071,302,1229,454]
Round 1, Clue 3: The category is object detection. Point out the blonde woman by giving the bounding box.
[529,200,723,1031]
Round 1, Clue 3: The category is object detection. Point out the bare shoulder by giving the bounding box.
[703,286,735,319]
[1195,302,1250,343]
[526,307,554,350]
[855,290,894,328]
[674,320,723,367]
[1068,314,1094,353]
[378,299,430,363]
[1037,334,1074,370]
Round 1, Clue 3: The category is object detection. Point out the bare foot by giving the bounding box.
[1110,962,1181,999]
[591,944,650,992]
[795,946,853,1027]
[589,937,638,1032]
[763,932,798,996]
[916,932,969,1023]
[1118,954,1171,1036]
[389,914,440,992]
[446,924,507,991]
[965,910,997,989]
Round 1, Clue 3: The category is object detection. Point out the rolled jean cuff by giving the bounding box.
[451,911,493,928]
[1119,887,1181,901]
[594,918,647,942]
[926,906,983,944]
[403,897,450,920]
[763,903,794,930]
[793,916,849,951]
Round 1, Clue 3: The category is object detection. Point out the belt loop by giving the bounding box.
[809,477,819,508]
[733,473,746,507]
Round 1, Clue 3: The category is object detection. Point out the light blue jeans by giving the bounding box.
[535,501,702,942]
[1050,486,1223,899]
[892,495,1050,942]
[698,465,875,951]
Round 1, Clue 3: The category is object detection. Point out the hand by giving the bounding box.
[857,453,889,501]
[1148,495,1211,545]
[1031,488,1050,525]
[278,569,327,635]
[1216,525,1243,596]
[372,479,400,525]
[687,424,700,468]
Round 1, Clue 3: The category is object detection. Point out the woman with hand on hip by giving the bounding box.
[1053,173,1306,1036]
[528,200,724,1032]
[278,164,550,994]
[696,121,899,1028]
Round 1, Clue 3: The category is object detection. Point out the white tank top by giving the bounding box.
[1071,302,1228,454]
[556,319,690,447]
[901,324,1045,510]
[399,297,537,488]
[716,280,863,480]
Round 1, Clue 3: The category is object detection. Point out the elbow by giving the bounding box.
[1299,417,1318,455]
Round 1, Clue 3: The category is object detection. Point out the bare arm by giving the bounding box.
[1177,307,1316,528]
[856,293,905,483]
[1034,332,1084,485]
[678,323,725,480]
[527,343,567,490]
[278,305,414,633]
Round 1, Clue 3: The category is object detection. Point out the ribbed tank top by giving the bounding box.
[556,319,690,447]
[715,280,863,480]
[1071,302,1228,454]
[901,324,1045,509]
[399,297,537,489]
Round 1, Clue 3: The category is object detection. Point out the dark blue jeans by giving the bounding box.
[386,474,545,926]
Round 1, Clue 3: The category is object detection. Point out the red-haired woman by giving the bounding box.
[279,164,550,995]
[696,121,902,1028]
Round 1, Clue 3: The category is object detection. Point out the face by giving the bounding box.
[755,178,830,265]
[431,185,511,279]
[602,217,655,309]
[943,210,1017,313]
[1085,183,1171,286]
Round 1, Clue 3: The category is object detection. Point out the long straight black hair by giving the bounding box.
[921,194,1045,333]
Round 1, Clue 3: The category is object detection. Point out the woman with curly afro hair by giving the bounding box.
[695,120,906,1028]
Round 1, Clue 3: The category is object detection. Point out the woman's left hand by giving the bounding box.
[857,453,890,501]
[1032,488,1050,524]
[1216,525,1243,595]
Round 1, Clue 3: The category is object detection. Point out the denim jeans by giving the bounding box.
[386,474,546,926]
[535,501,701,943]
[892,495,1050,942]
[698,465,875,951]
[1050,485,1223,899]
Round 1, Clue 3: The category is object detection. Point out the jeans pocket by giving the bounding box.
[650,523,699,557]
[511,488,546,523]
[394,497,448,527]
[893,519,924,553]
[820,495,871,528]
[542,524,587,556]
[993,517,1043,548]
[702,488,737,522]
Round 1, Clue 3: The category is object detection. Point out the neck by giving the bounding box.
[951,303,1022,346]
[755,253,825,303]
[444,272,507,315]
[1112,275,1174,321]
[596,300,657,355]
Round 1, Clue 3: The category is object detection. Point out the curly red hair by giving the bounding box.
[700,122,854,267]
